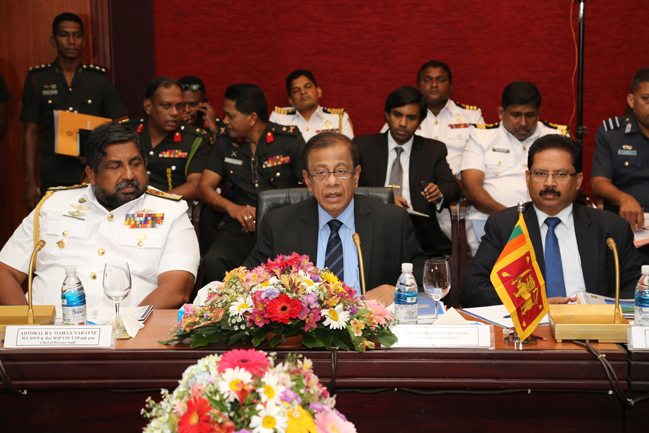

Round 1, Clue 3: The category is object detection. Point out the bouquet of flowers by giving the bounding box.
[142,348,357,433]
[162,253,397,352]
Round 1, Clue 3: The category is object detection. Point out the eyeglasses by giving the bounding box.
[181,84,203,92]
[309,168,356,181]
[530,170,579,181]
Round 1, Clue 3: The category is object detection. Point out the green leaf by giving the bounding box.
[314,328,334,349]
[227,330,247,345]
[374,332,398,348]
[189,330,223,348]
[267,332,283,348]
[252,331,268,347]
[301,331,324,348]
[331,333,350,351]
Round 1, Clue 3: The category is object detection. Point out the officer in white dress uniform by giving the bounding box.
[380,61,484,240]
[269,69,354,142]
[460,81,569,255]
[0,124,200,313]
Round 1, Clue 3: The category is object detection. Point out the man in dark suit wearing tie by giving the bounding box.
[244,132,427,306]
[353,86,461,257]
[460,135,642,307]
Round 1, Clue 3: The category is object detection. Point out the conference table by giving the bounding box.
[1,310,648,433]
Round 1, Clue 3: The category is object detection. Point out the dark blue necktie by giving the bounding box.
[325,219,344,281]
[544,217,566,298]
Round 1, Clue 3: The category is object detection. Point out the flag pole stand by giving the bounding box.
[503,328,537,350]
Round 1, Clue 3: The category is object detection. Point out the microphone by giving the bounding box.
[606,238,621,324]
[352,233,366,296]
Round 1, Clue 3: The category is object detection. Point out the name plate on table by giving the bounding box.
[390,324,494,349]
[628,326,649,351]
[3,325,115,349]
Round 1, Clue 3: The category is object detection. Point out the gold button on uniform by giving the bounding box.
[434,120,438,125]
[434,136,438,139]
[458,134,462,138]
[98,248,106,256]
[79,197,86,203]
[57,240,66,249]
[90,273,97,280]
[107,214,114,222]
[276,172,281,177]
[62,231,69,236]
[625,161,629,167]
[137,241,144,247]
[523,146,527,151]
[305,127,309,131]
[497,161,501,165]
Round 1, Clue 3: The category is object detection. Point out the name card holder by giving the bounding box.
[628,326,649,351]
[390,324,495,349]
[3,325,115,349]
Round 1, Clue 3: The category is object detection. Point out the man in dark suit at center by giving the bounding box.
[244,132,427,306]
[354,86,460,257]
[460,135,642,308]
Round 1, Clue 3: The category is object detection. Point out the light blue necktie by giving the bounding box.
[325,219,344,280]
[544,217,566,297]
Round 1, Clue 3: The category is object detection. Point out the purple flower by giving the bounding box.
[207,376,218,384]
[235,430,252,433]
[348,306,357,316]
[310,402,330,413]
[261,287,280,300]
[303,292,319,309]
[334,409,348,422]
[312,275,322,283]
[280,389,299,403]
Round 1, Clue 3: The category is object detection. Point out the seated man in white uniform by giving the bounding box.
[269,69,354,142]
[0,123,200,313]
[460,81,569,255]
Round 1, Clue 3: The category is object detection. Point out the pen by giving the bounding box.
[503,314,511,319]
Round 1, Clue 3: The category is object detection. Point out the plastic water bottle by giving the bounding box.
[635,265,649,326]
[61,265,87,325]
[395,263,418,324]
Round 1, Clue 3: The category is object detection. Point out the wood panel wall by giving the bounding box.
[0,0,112,246]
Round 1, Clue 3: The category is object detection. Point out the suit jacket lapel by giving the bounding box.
[354,196,373,279]
[524,204,545,276]
[573,205,598,291]
[299,198,319,261]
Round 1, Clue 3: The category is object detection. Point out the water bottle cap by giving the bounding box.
[401,263,413,273]
[642,265,649,275]
[64,265,77,276]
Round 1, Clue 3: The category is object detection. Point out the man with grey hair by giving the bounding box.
[0,123,200,312]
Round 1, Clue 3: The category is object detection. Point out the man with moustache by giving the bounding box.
[270,69,354,142]
[199,83,305,283]
[122,77,211,201]
[460,81,569,255]
[460,135,642,307]
[0,123,200,311]
[355,86,460,257]
[21,12,128,210]
[178,75,223,137]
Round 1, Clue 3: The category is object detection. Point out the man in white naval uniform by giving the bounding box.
[460,81,569,255]
[0,123,200,313]
[270,69,353,142]
[381,60,484,240]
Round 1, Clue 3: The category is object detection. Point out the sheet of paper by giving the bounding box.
[407,209,429,218]
[461,304,548,328]
[56,305,153,325]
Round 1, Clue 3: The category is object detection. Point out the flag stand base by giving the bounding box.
[503,328,537,350]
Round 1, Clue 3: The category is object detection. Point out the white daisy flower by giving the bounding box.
[217,367,253,402]
[229,296,253,317]
[259,372,286,404]
[250,402,288,433]
[322,304,350,330]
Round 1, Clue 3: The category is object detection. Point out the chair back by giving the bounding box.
[256,187,395,230]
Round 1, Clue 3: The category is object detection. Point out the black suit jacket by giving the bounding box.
[460,202,643,307]
[244,195,428,289]
[354,132,460,255]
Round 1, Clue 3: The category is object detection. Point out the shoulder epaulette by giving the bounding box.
[28,63,52,72]
[322,107,347,115]
[119,118,131,124]
[179,122,210,138]
[146,187,182,201]
[274,106,296,115]
[82,64,107,74]
[542,121,570,136]
[122,117,144,125]
[269,124,300,135]
[474,123,499,129]
[47,183,88,191]
[454,101,478,111]
[602,116,625,132]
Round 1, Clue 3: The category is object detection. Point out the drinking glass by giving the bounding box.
[103,262,132,336]
[423,259,451,322]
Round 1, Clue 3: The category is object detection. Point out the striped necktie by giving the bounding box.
[325,219,344,281]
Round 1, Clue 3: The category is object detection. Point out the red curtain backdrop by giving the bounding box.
[153,1,649,193]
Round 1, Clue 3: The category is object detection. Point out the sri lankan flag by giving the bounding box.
[490,213,549,340]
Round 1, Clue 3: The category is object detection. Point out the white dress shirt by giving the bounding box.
[533,204,586,297]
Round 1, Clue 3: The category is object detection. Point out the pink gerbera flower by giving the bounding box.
[364,299,392,326]
[314,410,357,433]
[217,349,270,378]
